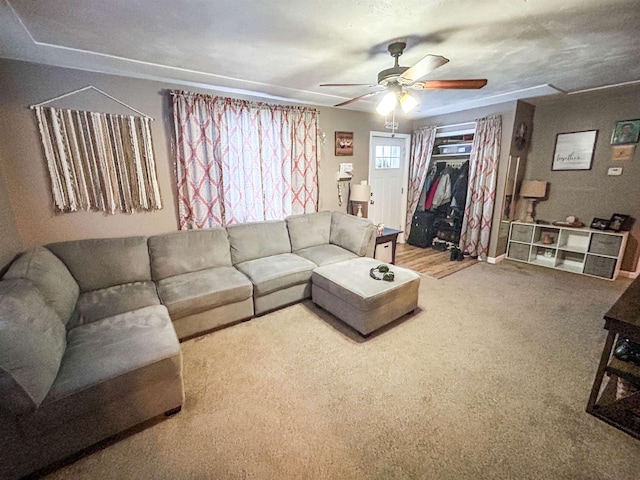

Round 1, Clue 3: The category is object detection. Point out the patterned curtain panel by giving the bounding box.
[172,92,319,229]
[34,106,162,214]
[405,125,437,236]
[460,115,502,259]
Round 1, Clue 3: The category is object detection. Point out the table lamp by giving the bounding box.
[350,183,371,217]
[519,180,547,223]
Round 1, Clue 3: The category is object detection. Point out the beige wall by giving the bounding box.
[526,85,640,271]
[0,149,23,271]
[413,101,518,259]
[0,58,389,248]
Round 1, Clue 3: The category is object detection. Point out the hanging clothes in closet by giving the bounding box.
[406,160,470,248]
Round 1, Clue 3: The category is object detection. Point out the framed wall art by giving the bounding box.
[611,144,635,161]
[551,130,598,171]
[611,119,640,145]
[335,131,354,156]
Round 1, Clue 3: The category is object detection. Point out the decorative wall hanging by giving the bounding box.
[611,119,640,145]
[551,130,598,171]
[611,145,635,161]
[335,131,354,156]
[31,86,162,214]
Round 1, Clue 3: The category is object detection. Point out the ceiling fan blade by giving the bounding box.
[412,79,488,90]
[320,83,378,87]
[334,90,383,107]
[399,55,449,84]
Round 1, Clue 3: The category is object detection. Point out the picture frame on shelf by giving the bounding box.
[590,218,610,231]
[608,213,630,232]
[335,131,354,156]
[552,130,598,171]
[611,119,640,145]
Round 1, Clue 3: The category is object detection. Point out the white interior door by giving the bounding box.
[368,132,410,241]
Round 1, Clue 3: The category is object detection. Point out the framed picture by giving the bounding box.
[611,119,640,145]
[608,213,630,232]
[335,131,353,156]
[552,130,598,171]
[590,218,610,231]
[611,145,635,161]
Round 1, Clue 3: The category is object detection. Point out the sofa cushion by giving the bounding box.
[227,220,291,265]
[39,305,180,414]
[294,244,358,267]
[330,212,376,257]
[4,247,79,325]
[156,267,253,319]
[72,281,161,328]
[46,236,151,293]
[0,280,66,414]
[235,253,316,296]
[148,228,232,281]
[286,211,332,251]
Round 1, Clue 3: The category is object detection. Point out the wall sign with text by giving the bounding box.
[552,130,598,171]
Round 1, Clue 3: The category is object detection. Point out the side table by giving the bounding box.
[586,276,640,439]
[374,227,402,264]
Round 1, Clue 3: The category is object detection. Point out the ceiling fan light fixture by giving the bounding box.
[376,91,397,116]
[399,91,419,113]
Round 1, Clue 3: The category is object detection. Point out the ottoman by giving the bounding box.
[312,257,420,335]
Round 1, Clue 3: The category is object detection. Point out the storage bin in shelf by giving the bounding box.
[589,233,623,257]
[555,250,585,274]
[558,229,589,253]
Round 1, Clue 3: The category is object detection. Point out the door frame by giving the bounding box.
[368,131,411,243]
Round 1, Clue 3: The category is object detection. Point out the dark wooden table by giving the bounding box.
[586,276,640,439]
[374,227,402,264]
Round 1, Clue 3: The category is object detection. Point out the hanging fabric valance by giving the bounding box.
[33,106,162,214]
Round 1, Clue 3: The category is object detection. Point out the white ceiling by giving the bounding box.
[1,0,639,118]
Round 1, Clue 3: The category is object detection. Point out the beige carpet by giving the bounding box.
[44,261,640,479]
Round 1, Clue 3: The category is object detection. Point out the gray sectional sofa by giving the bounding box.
[0,211,376,479]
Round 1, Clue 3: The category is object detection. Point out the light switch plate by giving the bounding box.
[608,167,623,176]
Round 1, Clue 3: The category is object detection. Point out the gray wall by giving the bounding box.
[0,58,389,248]
[414,101,518,259]
[526,85,640,271]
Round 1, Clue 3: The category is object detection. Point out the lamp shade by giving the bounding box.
[520,180,547,198]
[350,184,371,202]
[376,91,397,116]
[399,92,418,113]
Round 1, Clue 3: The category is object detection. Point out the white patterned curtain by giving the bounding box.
[34,106,162,214]
[405,125,437,236]
[460,115,502,259]
[172,92,319,229]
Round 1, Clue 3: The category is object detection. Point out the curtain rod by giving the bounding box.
[30,86,153,120]
[435,121,476,130]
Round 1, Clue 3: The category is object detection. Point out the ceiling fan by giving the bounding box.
[320,41,487,115]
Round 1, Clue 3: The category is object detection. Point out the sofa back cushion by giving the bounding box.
[0,279,66,414]
[4,247,79,326]
[148,228,232,281]
[286,211,332,251]
[46,236,151,293]
[330,212,376,257]
[227,220,291,265]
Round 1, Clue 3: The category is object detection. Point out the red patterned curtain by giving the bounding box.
[460,115,502,259]
[172,92,319,229]
[405,125,437,236]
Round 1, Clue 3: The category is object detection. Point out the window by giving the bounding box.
[375,145,401,169]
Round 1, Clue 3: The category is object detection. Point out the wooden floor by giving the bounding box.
[394,243,478,279]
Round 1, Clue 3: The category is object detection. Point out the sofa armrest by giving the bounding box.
[329,212,376,257]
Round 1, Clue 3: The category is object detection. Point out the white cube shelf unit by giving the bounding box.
[507,221,628,280]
